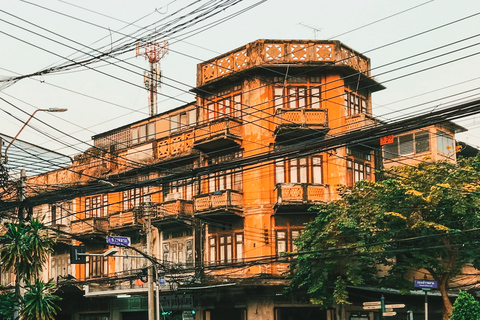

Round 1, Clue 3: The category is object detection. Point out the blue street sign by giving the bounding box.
[414,279,437,289]
[106,236,131,247]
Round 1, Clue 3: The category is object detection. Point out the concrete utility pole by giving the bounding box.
[144,202,155,320]
[136,41,169,117]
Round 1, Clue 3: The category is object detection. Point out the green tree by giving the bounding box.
[0,291,16,320]
[451,291,480,320]
[22,279,60,320]
[289,156,480,319]
[0,218,60,319]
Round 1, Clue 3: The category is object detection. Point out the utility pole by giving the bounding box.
[144,202,155,320]
[136,41,169,117]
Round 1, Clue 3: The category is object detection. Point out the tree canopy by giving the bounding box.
[289,155,480,319]
[451,291,480,320]
[0,218,60,320]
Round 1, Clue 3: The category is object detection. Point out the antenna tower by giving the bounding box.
[136,41,169,116]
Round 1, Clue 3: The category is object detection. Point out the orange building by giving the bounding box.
[22,39,388,320]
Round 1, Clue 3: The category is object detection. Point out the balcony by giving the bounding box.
[345,113,381,150]
[274,183,329,213]
[193,117,242,152]
[71,217,108,235]
[157,130,198,163]
[150,199,194,228]
[194,190,243,217]
[109,209,143,232]
[274,108,328,142]
[197,40,375,88]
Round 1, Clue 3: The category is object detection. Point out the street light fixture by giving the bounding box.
[3,108,68,163]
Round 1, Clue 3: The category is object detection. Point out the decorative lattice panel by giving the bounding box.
[194,196,210,211]
[230,192,243,206]
[157,138,170,159]
[211,193,227,208]
[305,110,327,125]
[202,63,216,82]
[315,44,333,61]
[228,120,242,136]
[282,185,303,201]
[218,56,232,76]
[289,44,307,61]
[307,185,326,201]
[281,110,302,124]
[234,50,248,69]
[265,44,283,61]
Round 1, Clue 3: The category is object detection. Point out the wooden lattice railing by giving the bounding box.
[150,200,194,218]
[275,108,328,128]
[198,40,371,86]
[275,183,329,205]
[109,210,137,229]
[345,113,379,131]
[157,130,195,160]
[194,190,243,213]
[194,117,242,144]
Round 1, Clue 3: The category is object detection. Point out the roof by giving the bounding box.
[0,133,72,176]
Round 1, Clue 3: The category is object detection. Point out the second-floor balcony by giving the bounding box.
[274,183,329,212]
[274,108,328,142]
[193,117,242,152]
[150,199,194,228]
[194,189,243,217]
[71,217,108,235]
[109,209,143,232]
[345,113,381,150]
[157,130,198,162]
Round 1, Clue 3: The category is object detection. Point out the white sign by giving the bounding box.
[363,305,382,310]
[383,312,396,316]
[363,301,381,306]
[385,304,405,309]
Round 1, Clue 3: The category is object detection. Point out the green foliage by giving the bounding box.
[0,218,54,280]
[289,155,480,315]
[22,279,61,320]
[451,291,480,320]
[0,218,59,319]
[0,291,16,320]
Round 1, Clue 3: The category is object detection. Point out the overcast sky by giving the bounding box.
[1,0,480,164]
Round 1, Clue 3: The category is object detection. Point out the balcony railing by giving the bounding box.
[157,130,197,160]
[275,183,329,210]
[71,217,108,235]
[274,108,328,141]
[109,210,142,230]
[194,190,243,216]
[198,40,371,87]
[193,117,242,151]
[345,113,380,131]
[151,199,194,217]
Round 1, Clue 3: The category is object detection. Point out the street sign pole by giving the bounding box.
[424,289,429,320]
[381,295,385,320]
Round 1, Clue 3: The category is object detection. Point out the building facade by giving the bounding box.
[11,39,393,320]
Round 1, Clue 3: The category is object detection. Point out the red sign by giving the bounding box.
[380,135,394,145]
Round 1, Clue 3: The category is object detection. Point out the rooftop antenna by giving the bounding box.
[299,23,322,40]
[136,41,169,116]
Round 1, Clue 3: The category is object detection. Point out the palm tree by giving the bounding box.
[22,279,60,320]
[0,218,59,319]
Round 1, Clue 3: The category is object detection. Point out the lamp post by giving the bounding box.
[3,108,68,164]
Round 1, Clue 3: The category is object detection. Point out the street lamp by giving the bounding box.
[3,108,68,163]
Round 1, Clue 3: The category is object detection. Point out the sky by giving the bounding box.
[1,0,480,173]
